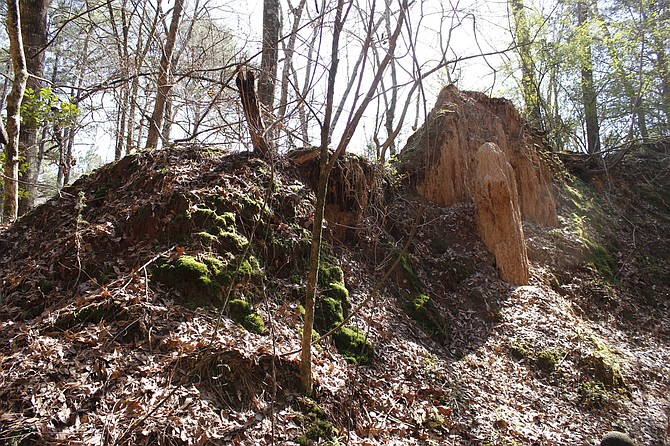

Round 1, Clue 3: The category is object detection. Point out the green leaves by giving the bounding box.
[20,87,80,128]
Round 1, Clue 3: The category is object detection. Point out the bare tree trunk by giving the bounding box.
[278,0,307,120]
[127,2,160,155]
[384,17,398,158]
[300,0,408,395]
[259,0,280,110]
[650,34,670,129]
[146,0,184,149]
[161,97,173,143]
[301,0,347,395]
[594,6,648,141]
[3,0,28,221]
[236,70,271,157]
[107,0,131,159]
[510,0,542,129]
[295,22,319,145]
[330,12,385,135]
[577,0,600,155]
[17,0,49,215]
[116,87,129,159]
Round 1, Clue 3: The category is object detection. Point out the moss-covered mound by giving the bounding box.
[294,397,340,446]
[311,257,373,364]
[228,299,265,334]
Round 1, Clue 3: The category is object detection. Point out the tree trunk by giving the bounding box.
[236,70,271,157]
[300,0,346,396]
[127,3,160,155]
[299,0,408,395]
[145,0,184,149]
[17,0,48,215]
[594,6,648,141]
[3,0,28,221]
[650,34,670,129]
[278,0,307,120]
[510,0,542,129]
[259,0,280,110]
[577,0,600,155]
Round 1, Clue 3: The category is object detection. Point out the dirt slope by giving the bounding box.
[0,144,668,445]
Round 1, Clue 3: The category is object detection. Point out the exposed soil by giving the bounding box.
[0,142,668,446]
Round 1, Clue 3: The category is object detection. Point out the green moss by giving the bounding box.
[237,256,262,279]
[565,180,621,285]
[228,299,265,334]
[153,255,222,307]
[54,300,127,330]
[204,255,261,285]
[585,239,620,285]
[202,255,226,277]
[584,335,627,389]
[323,282,350,314]
[315,297,344,332]
[332,326,374,365]
[236,194,272,223]
[411,293,430,312]
[208,228,249,251]
[509,341,533,360]
[318,264,344,287]
[305,420,338,443]
[295,398,339,445]
[406,293,449,344]
[195,231,218,245]
[578,380,608,409]
[509,342,563,372]
[536,348,563,372]
[313,258,351,334]
[399,252,423,293]
[191,208,220,228]
[37,279,54,293]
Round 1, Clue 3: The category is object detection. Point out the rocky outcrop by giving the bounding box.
[398,85,558,227]
[397,85,558,284]
[474,143,529,285]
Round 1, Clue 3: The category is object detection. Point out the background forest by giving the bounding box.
[0,0,669,220]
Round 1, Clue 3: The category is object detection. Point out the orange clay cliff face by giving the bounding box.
[397,85,558,285]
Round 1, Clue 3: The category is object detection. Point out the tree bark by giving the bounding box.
[259,0,280,110]
[236,70,271,157]
[649,30,670,129]
[577,0,600,155]
[278,0,307,120]
[145,0,184,149]
[299,0,408,395]
[510,0,543,129]
[3,0,29,221]
[17,0,49,215]
[300,0,346,396]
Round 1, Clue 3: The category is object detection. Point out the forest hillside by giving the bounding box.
[0,124,669,444]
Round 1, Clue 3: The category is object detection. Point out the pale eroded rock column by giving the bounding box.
[473,142,529,285]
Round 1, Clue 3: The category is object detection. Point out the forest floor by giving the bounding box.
[0,142,668,446]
